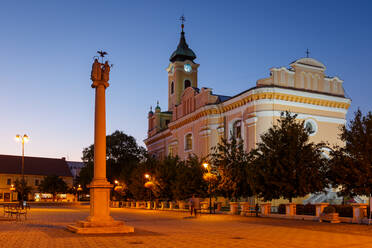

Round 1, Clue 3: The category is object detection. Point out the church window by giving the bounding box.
[171,81,174,94]
[304,119,317,136]
[185,133,193,151]
[184,80,191,89]
[232,120,242,139]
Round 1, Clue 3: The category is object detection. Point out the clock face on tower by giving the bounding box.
[184,64,192,73]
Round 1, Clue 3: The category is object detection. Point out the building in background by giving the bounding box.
[145,24,351,161]
[67,160,84,182]
[0,154,73,202]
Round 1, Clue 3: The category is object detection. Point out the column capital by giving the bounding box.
[91,80,110,89]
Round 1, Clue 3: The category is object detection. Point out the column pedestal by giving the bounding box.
[67,59,134,234]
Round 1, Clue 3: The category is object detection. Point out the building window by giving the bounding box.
[304,119,317,136]
[6,179,11,185]
[232,120,242,139]
[171,81,174,94]
[165,120,170,126]
[35,179,39,186]
[184,80,191,89]
[185,133,193,151]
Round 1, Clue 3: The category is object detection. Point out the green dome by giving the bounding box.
[169,31,196,62]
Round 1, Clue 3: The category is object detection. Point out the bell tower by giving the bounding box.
[167,16,199,111]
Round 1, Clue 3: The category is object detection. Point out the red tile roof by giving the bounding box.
[0,154,72,177]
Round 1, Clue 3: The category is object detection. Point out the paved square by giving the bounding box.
[0,206,371,248]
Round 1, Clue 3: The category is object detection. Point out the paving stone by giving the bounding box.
[0,207,371,248]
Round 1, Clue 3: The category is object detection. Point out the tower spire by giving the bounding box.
[169,15,196,62]
[179,15,185,32]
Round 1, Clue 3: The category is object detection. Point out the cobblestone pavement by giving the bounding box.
[0,207,372,248]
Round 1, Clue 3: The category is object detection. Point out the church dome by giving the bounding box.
[169,28,197,63]
[290,57,326,70]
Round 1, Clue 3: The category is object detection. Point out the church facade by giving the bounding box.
[144,25,351,160]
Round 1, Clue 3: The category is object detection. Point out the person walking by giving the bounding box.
[189,195,196,216]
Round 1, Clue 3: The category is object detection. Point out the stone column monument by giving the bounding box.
[67,53,134,234]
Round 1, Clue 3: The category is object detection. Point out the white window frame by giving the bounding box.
[228,118,245,141]
[304,118,318,136]
[184,132,193,151]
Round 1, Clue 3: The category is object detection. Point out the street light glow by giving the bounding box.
[144,173,150,179]
[203,162,209,169]
[114,180,119,184]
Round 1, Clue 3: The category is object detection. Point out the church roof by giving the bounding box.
[290,57,326,70]
[0,154,73,177]
[169,29,196,62]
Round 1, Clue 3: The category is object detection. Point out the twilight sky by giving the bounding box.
[1,0,371,161]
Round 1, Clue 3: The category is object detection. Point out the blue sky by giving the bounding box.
[1,0,371,161]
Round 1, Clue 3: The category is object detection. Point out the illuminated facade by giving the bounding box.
[0,155,73,201]
[144,25,351,161]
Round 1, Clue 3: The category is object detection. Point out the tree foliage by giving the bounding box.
[14,178,33,201]
[79,130,146,191]
[249,111,328,202]
[38,175,68,200]
[211,136,252,201]
[329,109,372,196]
[171,155,208,200]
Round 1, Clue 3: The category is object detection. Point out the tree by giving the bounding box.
[329,109,372,197]
[211,136,252,201]
[79,130,146,188]
[172,155,207,200]
[249,111,328,202]
[152,156,179,201]
[127,155,157,201]
[14,179,33,201]
[38,175,68,201]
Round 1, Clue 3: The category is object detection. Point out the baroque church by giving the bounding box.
[144,23,351,163]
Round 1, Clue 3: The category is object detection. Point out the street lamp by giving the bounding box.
[144,173,153,206]
[77,184,82,201]
[10,184,15,202]
[15,134,29,206]
[202,162,213,214]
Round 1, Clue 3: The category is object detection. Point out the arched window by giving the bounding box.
[304,119,317,136]
[185,133,193,151]
[184,80,191,89]
[232,120,242,139]
[171,81,174,94]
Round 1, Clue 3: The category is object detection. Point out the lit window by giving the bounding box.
[184,80,191,89]
[168,146,176,157]
[232,120,242,139]
[185,133,193,151]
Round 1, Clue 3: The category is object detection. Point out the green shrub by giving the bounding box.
[323,206,336,214]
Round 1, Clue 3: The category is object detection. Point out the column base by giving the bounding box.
[66,220,134,234]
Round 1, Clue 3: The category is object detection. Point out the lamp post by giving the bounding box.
[144,173,153,207]
[203,162,213,214]
[77,184,82,201]
[10,184,15,202]
[15,134,29,206]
